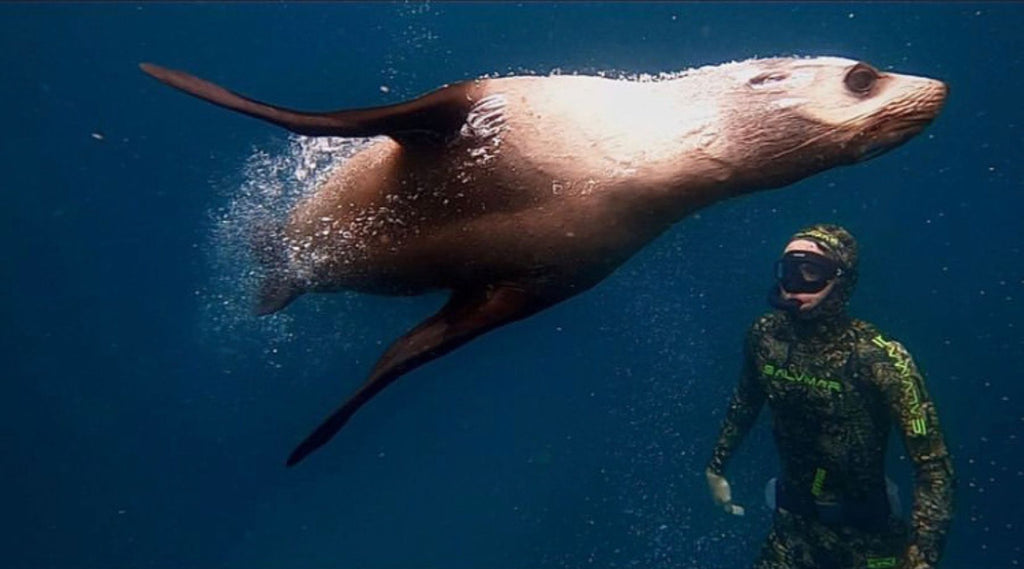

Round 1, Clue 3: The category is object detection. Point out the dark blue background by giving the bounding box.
[3,2,1021,567]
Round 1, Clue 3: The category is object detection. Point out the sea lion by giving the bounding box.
[139,56,947,466]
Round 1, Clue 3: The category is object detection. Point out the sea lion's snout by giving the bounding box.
[915,78,948,130]
[915,77,949,119]
[850,73,949,163]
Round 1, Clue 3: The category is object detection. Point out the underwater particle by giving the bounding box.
[380,85,390,93]
[90,132,105,141]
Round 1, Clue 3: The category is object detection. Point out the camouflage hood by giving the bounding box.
[773,223,859,323]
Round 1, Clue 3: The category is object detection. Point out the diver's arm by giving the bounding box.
[706,333,766,477]
[704,338,765,516]
[870,335,954,569]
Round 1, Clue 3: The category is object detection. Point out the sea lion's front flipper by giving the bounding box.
[139,63,481,142]
[286,285,546,467]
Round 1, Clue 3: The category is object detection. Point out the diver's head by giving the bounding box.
[769,224,859,319]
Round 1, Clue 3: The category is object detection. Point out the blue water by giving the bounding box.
[4,2,1021,567]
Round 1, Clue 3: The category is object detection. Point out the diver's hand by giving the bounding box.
[901,544,931,569]
[705,469,745,516]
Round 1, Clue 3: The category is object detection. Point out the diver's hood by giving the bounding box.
[768,223,860,322]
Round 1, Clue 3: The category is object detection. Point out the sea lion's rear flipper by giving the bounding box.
[255,278,300,316]
[139,63,481,143]
[250,221,300,315]
[286,285,547,467]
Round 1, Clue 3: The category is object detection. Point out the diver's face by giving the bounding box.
[779,239,836,312]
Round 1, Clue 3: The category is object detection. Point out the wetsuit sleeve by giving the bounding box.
[707,330,766,476]
[869,335,954,568]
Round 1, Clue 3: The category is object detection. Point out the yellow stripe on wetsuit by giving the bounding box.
[871,334,929,436]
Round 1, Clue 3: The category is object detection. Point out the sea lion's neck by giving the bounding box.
[650,128,836,226]
[639,153,773,227]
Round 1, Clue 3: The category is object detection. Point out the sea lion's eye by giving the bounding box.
[844,64,878,95]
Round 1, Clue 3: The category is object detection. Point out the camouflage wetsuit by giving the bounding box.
[707,225,954,569]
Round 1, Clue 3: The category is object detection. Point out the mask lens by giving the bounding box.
[799,262,827,283]
[775,252,840,293]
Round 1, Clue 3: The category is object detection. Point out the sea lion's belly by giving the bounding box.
[291,175,654,296]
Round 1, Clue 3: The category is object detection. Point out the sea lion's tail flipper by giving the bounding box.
[286,285,547,467]
[255,277,300,316]
[139,63,481,142]
[250,220,300,315]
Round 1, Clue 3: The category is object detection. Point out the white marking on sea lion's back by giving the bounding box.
[460,94,508,140]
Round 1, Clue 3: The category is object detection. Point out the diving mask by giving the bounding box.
[774,251,845,294]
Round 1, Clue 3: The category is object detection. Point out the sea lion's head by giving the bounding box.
[700,56,948,190]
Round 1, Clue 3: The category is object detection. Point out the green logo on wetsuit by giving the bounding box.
[810,467,827,497]
[762,363,841,394]
[871,334,929,436]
